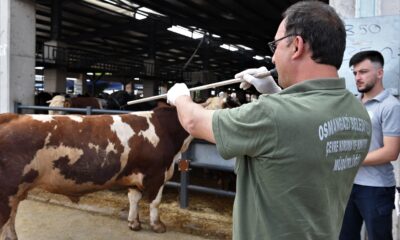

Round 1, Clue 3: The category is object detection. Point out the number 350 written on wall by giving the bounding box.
[345,23,381,36]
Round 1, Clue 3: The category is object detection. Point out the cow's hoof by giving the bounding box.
[4,237,17,240]
[128,220,141,231]
[3,235,18,240]
[151,221,166,233]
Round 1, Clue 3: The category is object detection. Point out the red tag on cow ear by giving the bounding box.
[178,159,190,172]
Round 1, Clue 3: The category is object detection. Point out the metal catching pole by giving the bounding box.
[126,69,276,105]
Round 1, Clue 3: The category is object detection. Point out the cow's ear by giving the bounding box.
[64,101,71,108]
[224,96,241,108]
[200,98,213,108]
[202,97,226,110]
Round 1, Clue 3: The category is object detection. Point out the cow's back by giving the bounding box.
[68,97,102,109]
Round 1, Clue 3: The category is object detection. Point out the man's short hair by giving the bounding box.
[283,1,346,69]
[349,50,384,68]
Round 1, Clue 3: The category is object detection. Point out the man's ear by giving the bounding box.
[377,67,384,81]
[292,36,305,59]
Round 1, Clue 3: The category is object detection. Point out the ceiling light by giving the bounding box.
[134,12,147,20]
[220,44,238,52]
[253,55,264,60]
[139,7,165,17]
[83,0,147,20]
[192,30,204,39]
[167,25,204,39]
[237,45,253,50]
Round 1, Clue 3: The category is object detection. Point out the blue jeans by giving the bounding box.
[339,184,395,240]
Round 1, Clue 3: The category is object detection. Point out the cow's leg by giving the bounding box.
[149,185,166,233]
[0,209,11,240]
[145,156,176,233]
[0,202,18,240]
[0,186,31,240]
[0,219,16,240]
[127,188,142,231]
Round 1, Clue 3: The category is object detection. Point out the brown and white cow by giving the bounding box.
[0,97,228,240]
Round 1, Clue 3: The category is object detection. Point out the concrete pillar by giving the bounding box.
[143,59,159,97]
[142,22,159,98]
[143,80,155,97]
[330,0,356,18]
[43,67,67,93]
[377,0,400,16]
[0,0,36,113]
[43,39,67,94]
[74,73,88,95]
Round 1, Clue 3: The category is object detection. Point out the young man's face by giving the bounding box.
[352,59,383,93]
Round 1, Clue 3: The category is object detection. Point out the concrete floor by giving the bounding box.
[15,199,211,240]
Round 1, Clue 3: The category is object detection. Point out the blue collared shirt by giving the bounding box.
[354,89,400,187]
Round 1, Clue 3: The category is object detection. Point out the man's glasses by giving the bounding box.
[268,34,296,54]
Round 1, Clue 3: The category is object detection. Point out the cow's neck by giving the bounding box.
[153,107,190,152]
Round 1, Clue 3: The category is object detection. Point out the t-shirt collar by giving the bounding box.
[279,78,346,94]
[357,89,389,103]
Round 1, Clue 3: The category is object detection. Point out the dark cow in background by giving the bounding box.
[107,90,160,111]
[0,97,228,240]
[33,91,53,114]
[46,95,104,114]
[64,96,104,109]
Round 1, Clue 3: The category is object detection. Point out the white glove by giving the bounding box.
[167,83,190,105]
[235,66,281,94]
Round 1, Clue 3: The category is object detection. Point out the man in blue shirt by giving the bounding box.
[340,50,400,240]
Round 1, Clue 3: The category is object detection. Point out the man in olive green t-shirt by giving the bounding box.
[212,79,371,239]
[167,2,371,240]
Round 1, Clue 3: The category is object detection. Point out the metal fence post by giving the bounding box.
[14,102,21,114]
[179,152,190,209]
[86,106,92,115]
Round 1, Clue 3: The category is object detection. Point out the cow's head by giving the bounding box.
[46,95,67,115]
[201,96,241,110]
[46,95,65,106]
